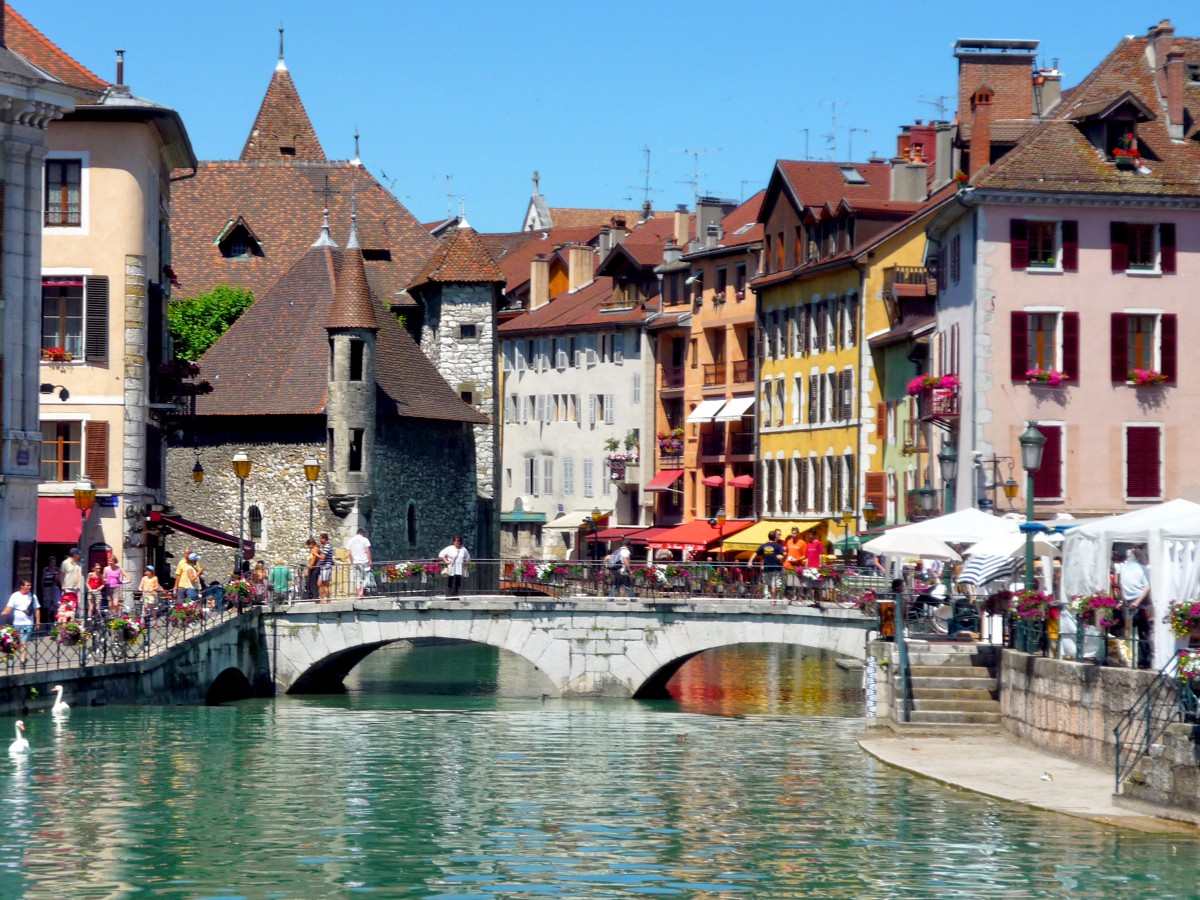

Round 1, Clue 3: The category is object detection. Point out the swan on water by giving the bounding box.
[50,685,69,717]
[9,720,28,754]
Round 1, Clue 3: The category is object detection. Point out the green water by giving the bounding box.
[2,642,1198,899]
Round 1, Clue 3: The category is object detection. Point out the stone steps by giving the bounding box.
[908,687,997,701]
[910,665,994,678]
[912,698,1001,713]
[908,709,1003,725]
[909,676,998,691]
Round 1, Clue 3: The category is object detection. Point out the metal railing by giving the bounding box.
[732,360,753,384]
[660,366,685,389]
[702,362,726,386]
[1114,652,1182,791]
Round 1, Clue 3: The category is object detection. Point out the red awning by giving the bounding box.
[162,514,255,560]
[585,526,648,543]
[645,469,685,492]
[645,518,754,551]
[627,527,681,546]
[38,497,84,544]
[702,475,724,488]
[730,474,755,489]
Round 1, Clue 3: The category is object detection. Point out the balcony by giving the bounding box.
[660,366,685,390]
[657,451,685,470]
[702,362,727,387]
[699,433,725,457]
[919,385,960,424]
[732,359,753,383]
[882,265,936,322]
[730,432,754,456]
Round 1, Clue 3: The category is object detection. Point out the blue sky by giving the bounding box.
[31,2,1200,233]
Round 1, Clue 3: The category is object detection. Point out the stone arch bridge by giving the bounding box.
[266,597,877,698]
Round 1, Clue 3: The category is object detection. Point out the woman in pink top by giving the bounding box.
[103,556,130,615]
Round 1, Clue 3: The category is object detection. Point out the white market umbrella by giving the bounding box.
[862,532,962,561]
[958,555,1017,587]
[886,508,1020,544]
[966,533,1061,559]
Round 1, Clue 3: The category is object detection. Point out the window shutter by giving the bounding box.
[1160,223,1177,274]
[632,373,641,404]
[502,347,513,373]
[604,393,615,425]
[1062,312,1080,382]
[797,458,809,513]
[543,458,554,495]
[583,458,594,497]
[1126,426,1162,500]
[530,457,540,495]
[1010,312,1029,381]
[1061,221,1079,272]
[808,374,818,423]
[85,420,109,488]
[588,394,596,425]
[844,454,856,510]
[1010,220,1029,269]
[865,471,887,517]
[1031,425,1063,501]
[535,394,545,422]
[1110,313,1128,382]
[84,276,109,366]
[1110,222,1129,272]
[876,402,887,438]
[1162,314,1178,383]
[564,457,575,495]
[516,346,527,372]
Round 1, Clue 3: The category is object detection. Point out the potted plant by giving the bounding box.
[1129,368,1168,386]
[1178,649,1200,693]
[1013,590,1052,622]
[41,346,73,363]
[169,602,204,627]
[603,437,620,453]
[1112,133,1143,171]
[1070,591,1120,629]
[656,428,684,456]
[1167,600,1200,639]
[0,626,23,662]
[623,431,640,460]
[1025,368,1066,386]
[109,615,146,644]
[953,170,970,188]
[52,622,87,646]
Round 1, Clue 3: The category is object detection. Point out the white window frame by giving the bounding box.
[1023,306,1064,372]
[1123,309,1163,376]
[1023,218,1064,273]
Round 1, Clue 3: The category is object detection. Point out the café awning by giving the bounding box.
[161,513,255,559]
[730,474,755,489]
[686,399,728,423]
[585,526,648,543]
[715,397,755,422]
[549,507,612,530]
[722,519,823,552]
[645,469,685,493]
[37,497,84,544]
[645,518,753,551]
[702,475,724,488]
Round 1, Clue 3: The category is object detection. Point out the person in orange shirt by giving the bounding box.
[783,526,806,603]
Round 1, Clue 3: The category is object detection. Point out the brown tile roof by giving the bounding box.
[410,224,504,288]
[975,33,1200,196]
[548,207,645,229]
[720,191,765,247]
[328,248,378,330]
[957,120,1039,143]
[171,161,436,304]
[5,5,107,99]
[197,246,486,424]
[497,276,648,336]
[240,65,324,162]
[483,225,603,290]
[776,160,891,208]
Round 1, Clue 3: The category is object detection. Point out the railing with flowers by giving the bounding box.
[909,373,960,419]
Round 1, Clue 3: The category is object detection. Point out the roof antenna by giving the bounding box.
[347,182,359,249]
[458,197,470,229]
[277,25,287,72]
[351,128,361,167]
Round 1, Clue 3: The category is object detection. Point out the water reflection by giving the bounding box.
[0,642,1196,899]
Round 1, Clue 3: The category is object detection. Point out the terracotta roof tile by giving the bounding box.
[328,248,378,330]
[547,207,646,229]
[197,247,485,424]
[497,276,647,335]
[5,5,107,99]
[411,224,504,288]
[240,66,324,161]
[776,160,891,208]
[483,225,603,290]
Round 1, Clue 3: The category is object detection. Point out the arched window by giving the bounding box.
[406,503,417,546]
[248,504,263,539]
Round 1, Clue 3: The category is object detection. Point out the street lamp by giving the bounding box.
[706,507,728,559]
[938,442,958,512]
[1019,422,1046,590]
[303,457,321,538]
[841,505,855,559]
[73,479,95,637]
[232,452,252,578]
[863,499,878,524]
[916,481,937,516]
[192,458,205,484]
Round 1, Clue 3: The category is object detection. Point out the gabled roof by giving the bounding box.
[482,225,605,292]
[5,5,107,100]
[241,63,324,161]
[497,276,647,336]
[197,245,485,423]
[410,223,504,289]
[760,160,891,224]
[545,207,644,229]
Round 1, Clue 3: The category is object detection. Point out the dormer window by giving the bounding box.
[280,146,296,156]
[216,217,264,260]
[1071,92,1157,166]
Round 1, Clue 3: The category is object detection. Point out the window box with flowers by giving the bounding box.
[1070,591,1120,629]
[1111,133,1145,172]
[1025,368,1066,386]
[908,374,961,418]
[657,428,684,457]
[1128,368,1167,386]
[41,347,74,363]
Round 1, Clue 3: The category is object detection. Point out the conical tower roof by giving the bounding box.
[240,62,325,162]
[328,248,378,330]
[410,222,505,290]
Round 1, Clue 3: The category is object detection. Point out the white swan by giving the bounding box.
[8,720,28,754]
[50,685,69,717]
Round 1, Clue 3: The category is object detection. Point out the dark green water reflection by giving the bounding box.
[1,642,1197,899]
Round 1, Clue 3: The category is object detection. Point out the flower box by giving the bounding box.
[41,347,74,363]
[1070,591,1119,629]
[1129,368,1167,386]
[109,616,147,643]
[53,622,87,646]
[1025,368,1067,386]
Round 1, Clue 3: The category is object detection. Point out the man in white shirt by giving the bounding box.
[439,535,470,597]
[605,539,634,598]
[3,581,39,661]
[346,528,373,598]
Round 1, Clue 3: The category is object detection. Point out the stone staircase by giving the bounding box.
[903,643,1001,730]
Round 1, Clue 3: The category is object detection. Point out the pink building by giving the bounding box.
[927,24,1200,517]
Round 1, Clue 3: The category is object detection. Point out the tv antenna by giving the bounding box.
[848,128,868,160]
[442,173,456,218]
[739,179,762,201]
[918,95,952,119]
[674,147,720,205]
[821,101,844,159]
[799,128,810,161]
[628,145,662,208]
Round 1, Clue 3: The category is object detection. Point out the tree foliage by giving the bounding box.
[167,285,255,361]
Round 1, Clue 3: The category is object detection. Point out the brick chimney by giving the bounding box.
[1165,45,1186,140]
[968,86,994,179]
[954,39,1038,120]
[530,254,550,310]
[1,2,7,48]
[567,244,594,293]
[1149,20,1176,95]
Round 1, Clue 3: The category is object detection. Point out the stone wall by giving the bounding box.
[1119,722,1200,822]
[1000,650,1157,766]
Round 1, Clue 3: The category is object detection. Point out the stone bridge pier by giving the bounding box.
[266,598,876,699]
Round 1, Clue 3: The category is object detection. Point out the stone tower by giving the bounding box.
[324,213,378,530]
[408,220,505,557]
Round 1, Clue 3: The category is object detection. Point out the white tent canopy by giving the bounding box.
[861,532,961,561]
[1060,499,1200,668]
[878,508,1021,544]
[966,533,1061,559]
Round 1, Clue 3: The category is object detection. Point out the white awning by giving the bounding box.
[686,399,728,423]
[714,396,755,421]
[549,507,613,530]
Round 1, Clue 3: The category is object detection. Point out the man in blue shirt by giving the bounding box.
[749,530,787,600]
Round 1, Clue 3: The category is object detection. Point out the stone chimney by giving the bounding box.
[530,254,550,310]
[598,226,612,258]
[933,123,955,189]
[567,244,594,292]
[890,158,928,203]
[968,86,994,180]
[696,197,725,251]
[662,238,682,266]
[1149,20,1176,99]
[1033,65,1062,119]
[1165,46,1186,140]
[610,218,627,246]
[674,205,689,247]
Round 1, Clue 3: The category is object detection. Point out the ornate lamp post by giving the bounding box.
[916,481,937,518]
[303,457,321,538]
[232,452,252,578]
[841,505,855,559]
[1019,422,1046,591]
[73,480,96,637]
[938,443,958,513]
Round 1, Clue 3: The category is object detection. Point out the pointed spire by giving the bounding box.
[411,223,505,289]
[457,197,470,230]
[312,207,338,249]
[241,40,325,162]
[277,25,286,71]
[347,185,359,249]
[328,246,378,331]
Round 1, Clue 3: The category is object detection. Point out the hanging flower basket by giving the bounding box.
[109,616,146,644]
[1012,590,1051,622]
[1166,600,1200,637]
[52,622,87,646]
[0,626,23,660]
[1070,591,1120,629]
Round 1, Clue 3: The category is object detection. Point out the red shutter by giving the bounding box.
[1125,426,1162,500]
[1031,424,1063,501]
[1111,222,1129,272]
[1110,313,1128,382]
[1061,220,1079,272]
[1160,223,1176,274]
[1010,219,1029,269]
[1161,314,1178,382]
[85,420,109,489]
[865,471,887,517]
[1061,312,1080,382]
[1010,312,1029,381]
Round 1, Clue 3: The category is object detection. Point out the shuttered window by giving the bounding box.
[563,457,575,495]
[542,457,554,495]
[1031,424,1063,502]
[582,458,594,497]
[84,276,109,366]
[85,419,109,489]
[1125,425,1162,501]
[865,471,887,522]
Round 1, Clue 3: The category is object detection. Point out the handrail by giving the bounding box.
[1113,652,1181,792]
[896,589,911,723]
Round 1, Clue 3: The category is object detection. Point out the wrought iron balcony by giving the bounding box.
[699,433,725,457]
[660,365,685,390]
[732,359,753,383]
[702,362,727,387]
[919,385,960,421]
[730,432,754,456]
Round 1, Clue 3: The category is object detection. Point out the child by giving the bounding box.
[86,564,103,618]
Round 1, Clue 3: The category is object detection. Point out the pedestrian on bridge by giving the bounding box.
[316,533,334,602]
[346,528,373,598]
[439,535,470,597]
[750,530,786,600]
[303,538,319,601]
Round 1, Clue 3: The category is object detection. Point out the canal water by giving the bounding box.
[2,642,1198,899]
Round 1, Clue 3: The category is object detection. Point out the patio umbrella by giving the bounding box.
[965,533,1061,559]
[958,554,1017,587]
[861,532,961,561]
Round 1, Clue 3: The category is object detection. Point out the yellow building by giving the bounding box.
[751,157,952,542]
